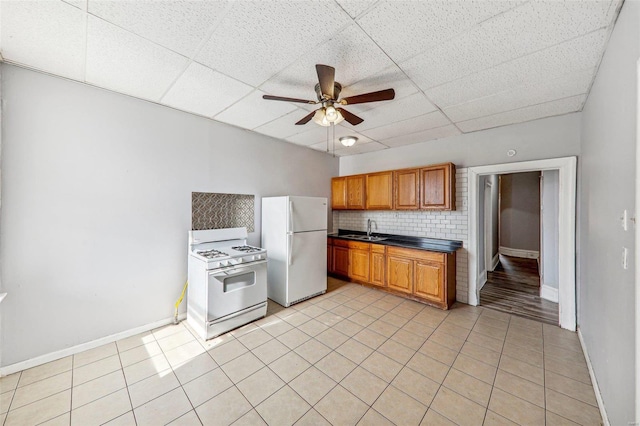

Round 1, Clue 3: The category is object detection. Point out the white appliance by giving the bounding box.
[261,196,327,307]
[187,227,267,340]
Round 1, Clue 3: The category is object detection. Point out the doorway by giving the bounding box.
[478,172,559,325]
[468,157,577,331]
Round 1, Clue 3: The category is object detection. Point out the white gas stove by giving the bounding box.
[187,227,268,340]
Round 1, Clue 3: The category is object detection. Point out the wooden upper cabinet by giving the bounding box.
[366,171,393,210]
[346,175,366,209]
[420,163,456,211]
[394,169,420,210]
[331,177,348,209]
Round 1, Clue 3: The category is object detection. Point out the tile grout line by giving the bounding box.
[481,313,511,425]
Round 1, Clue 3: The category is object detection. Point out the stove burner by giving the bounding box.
[197,249,229,259]
[232,245,262,253]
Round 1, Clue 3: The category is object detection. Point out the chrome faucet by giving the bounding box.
[367,219,377,238]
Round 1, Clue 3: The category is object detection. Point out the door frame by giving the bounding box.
[468,156,577,331]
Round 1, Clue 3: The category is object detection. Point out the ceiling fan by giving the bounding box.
[262,64,395,127]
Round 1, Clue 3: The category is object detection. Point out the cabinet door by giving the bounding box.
[370,251,386,287]
[333,246,349,277]
[387,256,413,294]
[346,175,366,209]
[394,169,420,210]
[366,171,393,210]
[414,260,444,303]
[420,163,455,210]
[331,177,347,209]
[349,248,370,282]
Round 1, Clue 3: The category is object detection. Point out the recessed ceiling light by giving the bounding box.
[340,136,357,147]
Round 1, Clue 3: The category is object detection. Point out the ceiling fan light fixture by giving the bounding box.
[325,105,338,122]
[312,107,344,126]
[340,136,358,147]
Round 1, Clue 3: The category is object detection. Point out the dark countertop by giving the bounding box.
[328,229,463,254]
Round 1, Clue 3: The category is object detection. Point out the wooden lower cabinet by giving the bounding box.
[414,260,443,302]
[328,238,456,309]
[332,246,349,277]
[349,248,371,282]
[387,256,413,294]
[370,251,386,287]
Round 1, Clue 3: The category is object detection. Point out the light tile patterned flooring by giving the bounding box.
[0,278,601,425]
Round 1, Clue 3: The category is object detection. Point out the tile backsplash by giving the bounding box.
[333,168,469,303]
[192,192,255,232]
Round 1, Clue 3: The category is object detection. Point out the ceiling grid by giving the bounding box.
[0,0,623,156]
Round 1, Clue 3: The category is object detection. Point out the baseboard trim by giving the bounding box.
[540,284,559,303]
[0,313,187,377]
[499,246,540,259]
[490,253,500,271]
[577,328,609,426]
[478,270,488,291]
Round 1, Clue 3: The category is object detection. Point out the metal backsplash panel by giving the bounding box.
[192,192,255,232]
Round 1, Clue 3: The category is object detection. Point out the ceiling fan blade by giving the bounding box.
[340,88,395,105]
[316,64,335,99]
[295,110,316,125]
[337,108,364,126]
[262,94,317,104]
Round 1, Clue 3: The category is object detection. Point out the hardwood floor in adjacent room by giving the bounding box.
[480,255,559,325]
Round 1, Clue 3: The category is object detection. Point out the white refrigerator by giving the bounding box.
[261,196,328,307]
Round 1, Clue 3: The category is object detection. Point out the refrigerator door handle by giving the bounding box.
[288,200,294,233]
[287,233,293,266]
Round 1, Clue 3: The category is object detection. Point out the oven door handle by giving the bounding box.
[209,260,268,276]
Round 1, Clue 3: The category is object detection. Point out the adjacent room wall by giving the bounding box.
[541,169,559,294]
[578,0,639,424]
[0,64,338,367]
[489,174,499,265]
[499,172,541,254]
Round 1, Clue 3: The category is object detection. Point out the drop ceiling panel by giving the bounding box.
[196,1,352,86]
[335,0,378,18]
[341,92,437,131]
[252,110,312,139]
[335,141,387,156]
[214,89,299,130]
[457,95,586,133]
[380,125,462,148]
[402,0,613,90]
[286,124,373,147]
[86,16,189,101]
[443,68,595,122]
[62,0,86,11]
[357,0,523,63]
[0,1,86,80]
[161,62,253,117]
[425,29,607,109]
[361,111,451,141]
[260,24,396,103]
[88,0,229,58]
[338,65,420,115]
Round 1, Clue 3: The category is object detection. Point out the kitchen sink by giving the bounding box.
[340,234,387,242]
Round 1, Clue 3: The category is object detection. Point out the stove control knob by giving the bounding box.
[236,258,243,263]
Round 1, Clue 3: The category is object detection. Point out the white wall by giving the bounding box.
[340,113,582,174]
[541,170,559,291]
[499,172,541,252]
[578,0,639,424]
[0,64,338,367]
[489,174,499,262]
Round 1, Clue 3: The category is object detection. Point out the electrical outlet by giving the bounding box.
[622,247,628,269]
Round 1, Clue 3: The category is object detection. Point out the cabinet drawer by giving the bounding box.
[333,239,350,248]
[347,241,371,250]
[387,246,445,263]
[371,244,386,254]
